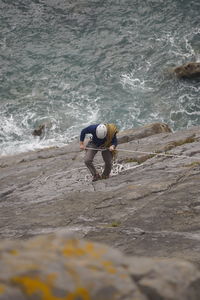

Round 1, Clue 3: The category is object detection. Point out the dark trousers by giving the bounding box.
[84,142,113,177]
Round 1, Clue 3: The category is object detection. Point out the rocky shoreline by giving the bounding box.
[1,122,200,299]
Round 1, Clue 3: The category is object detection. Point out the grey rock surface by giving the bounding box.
[1,232,200,300]
[1,122,200,269]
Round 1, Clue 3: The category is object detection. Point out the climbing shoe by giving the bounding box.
[101,174,109,180]
[92,174,101,182]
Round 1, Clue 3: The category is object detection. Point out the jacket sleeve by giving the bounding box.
[111,134,118,147]
[80,125,96,142]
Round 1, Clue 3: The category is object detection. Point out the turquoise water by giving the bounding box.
[0,0,200,155]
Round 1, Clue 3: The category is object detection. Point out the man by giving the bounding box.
[80,123,118,181]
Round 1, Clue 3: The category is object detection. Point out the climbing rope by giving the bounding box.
[85,147,200,161]
[43,146,200,183]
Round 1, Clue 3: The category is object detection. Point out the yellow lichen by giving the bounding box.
[111,221,121,227]
[0,284,5,294]
[67,288,90,300]
[12,275,59,300]
[12,275,91,300]
[84,242,106,259]
[119,273,128,279]
[62,241,86,257]
[62,240,105,259]
[9,249,18,255]
[65,265,81,287]
[102,261,117,274]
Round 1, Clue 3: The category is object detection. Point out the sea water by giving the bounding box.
[0,0,199,156]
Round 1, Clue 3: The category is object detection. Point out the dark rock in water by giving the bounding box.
[32,122,52,137]
[32,124,45,137]
[0,232,200,300]
[174,62,200,79]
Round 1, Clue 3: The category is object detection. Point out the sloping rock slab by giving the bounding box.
[1,124,200,270]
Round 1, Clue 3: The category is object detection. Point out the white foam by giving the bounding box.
[120,74,153,91]
[0,91,102,156]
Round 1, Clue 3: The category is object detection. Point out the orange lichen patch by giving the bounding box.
[66,288,90,300]
[9,249,18,255]
[12,274,60,300]
[65,265,81,287]
[102,261,117,274]
[84,242,106,259]
[119,273,129,279]
[0,284,5,294]
[62,240,87,257]
[87,265,102,272]
[12,274,90,300]
[62,240,106,259]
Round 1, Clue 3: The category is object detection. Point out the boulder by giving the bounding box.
[174,62,200,79]
[118,122,172,144]
[0,232,200,300]
[32,124,46,137]
[32,122,52,137]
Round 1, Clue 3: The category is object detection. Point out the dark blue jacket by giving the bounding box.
[80,124,118,147]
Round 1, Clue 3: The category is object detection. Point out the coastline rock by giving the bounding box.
[0,232,200,300]
[1,122,200,283]
[174,62,200,79]
[118,122,172,144]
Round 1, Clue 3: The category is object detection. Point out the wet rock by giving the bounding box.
[32,122,52,137]
[32,124,45,137]
[174,62,200,79]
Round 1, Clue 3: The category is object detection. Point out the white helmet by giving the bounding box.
[96,124,107,139]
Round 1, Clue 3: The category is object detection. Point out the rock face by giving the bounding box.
[0,232,200,300]
[174,62,200,79]
[1,122,200,298]
[117,122,172,144]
